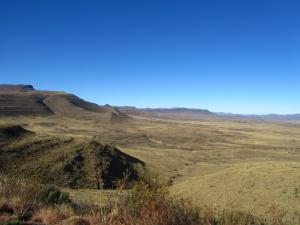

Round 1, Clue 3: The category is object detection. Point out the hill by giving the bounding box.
[0,125,144,189]
[0,84,129,122]
[118,106,215,120]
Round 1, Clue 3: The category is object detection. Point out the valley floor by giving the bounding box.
[1,115,300,220]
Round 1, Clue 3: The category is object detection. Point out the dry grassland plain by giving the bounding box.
[1,114,300,219]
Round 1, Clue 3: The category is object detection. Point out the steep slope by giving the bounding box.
[0,125,144,189]
[0,92,53,116]
[43,93,129,121]
[0,84,129,122]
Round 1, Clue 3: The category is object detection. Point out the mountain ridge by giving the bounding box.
[0,84,129,122]
[117,106,216,120]
[1,84,299,121]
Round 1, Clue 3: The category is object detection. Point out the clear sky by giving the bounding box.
[1,0,300,114]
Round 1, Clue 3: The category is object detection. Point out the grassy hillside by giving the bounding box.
[0,125,144,189]
[172,161,300,219]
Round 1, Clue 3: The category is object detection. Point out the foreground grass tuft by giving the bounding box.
[0,175,40,221]
[0,175,297,225]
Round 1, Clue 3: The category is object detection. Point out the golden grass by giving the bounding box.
[171,161,300,220]
[1,175,295,225]
[2,115,300,219]
[32,205,75,225]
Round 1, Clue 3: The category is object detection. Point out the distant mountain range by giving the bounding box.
[216,112,300,121]
[117,106,215,120]
[117,106,300,121]
[0,84,299,122]
[262,114,300,121]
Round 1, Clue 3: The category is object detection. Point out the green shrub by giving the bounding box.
[39,185,71,206]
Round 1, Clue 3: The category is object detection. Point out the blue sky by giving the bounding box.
[1,0,300,114]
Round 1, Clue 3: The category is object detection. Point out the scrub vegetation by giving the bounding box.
[2,85,300,224]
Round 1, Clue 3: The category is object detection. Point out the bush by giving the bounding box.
[85,178,275,225]
[39,185,71,206]
[109,179,202,225]
[0,175,295,225]
[0,175,40,220]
